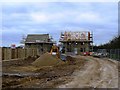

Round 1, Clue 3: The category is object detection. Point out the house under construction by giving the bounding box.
[59,31,93,55]
[25,34,54,54]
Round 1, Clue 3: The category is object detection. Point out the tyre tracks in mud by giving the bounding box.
[88,57,118,88]
[58,56,118,88]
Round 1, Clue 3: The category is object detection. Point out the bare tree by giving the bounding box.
[20,34,26,44]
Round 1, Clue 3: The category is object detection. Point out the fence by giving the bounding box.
[93,49,120,61]
[2,48,40,60]
[107,49,120,61]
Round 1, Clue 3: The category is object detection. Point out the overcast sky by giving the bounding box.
[1,1,118,46]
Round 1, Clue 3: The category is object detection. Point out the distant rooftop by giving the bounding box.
[25,34,54,43]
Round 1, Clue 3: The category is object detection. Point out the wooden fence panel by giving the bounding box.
[3,48,11,60]
[17,48,25,59]
[2,48,4,60]
[2,48,39,60]
[11,49,15,59]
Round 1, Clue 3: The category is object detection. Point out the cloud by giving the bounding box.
[1,2,118,46]
[76,12,102,23]
[30,12,49,23]
[28,11,103,25]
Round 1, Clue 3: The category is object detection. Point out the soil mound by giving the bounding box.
[32,52,64,67]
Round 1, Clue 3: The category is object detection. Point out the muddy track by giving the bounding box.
[58,56,118,88]
[89,57,118,88]
[2,56,86,88]
[2,56,119,88]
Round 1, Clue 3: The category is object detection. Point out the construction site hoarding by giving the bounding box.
[60,31,91,41]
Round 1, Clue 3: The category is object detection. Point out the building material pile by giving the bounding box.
[32,52,64,67]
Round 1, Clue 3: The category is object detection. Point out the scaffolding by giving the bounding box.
[59,31,93,55]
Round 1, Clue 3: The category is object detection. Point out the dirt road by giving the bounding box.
[2,55,85,88]
[58,56,119,88]
[2,56,119,88]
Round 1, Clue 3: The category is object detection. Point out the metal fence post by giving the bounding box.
[110,49,111,59]
[118,49,120,61]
